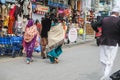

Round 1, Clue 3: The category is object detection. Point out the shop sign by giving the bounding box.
[48,1,67,8]
[32,4,49,15]
[36,5,49,12]
[68,28,78,42]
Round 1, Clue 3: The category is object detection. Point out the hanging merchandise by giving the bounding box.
[64,9,71,17]
[58,9,64,14]
[0,0,6,4]
[79,28,84,35]
[8,4,16,34]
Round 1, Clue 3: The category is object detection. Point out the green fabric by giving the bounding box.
[48,46,62,62]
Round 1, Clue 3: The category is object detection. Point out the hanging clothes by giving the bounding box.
[23,0,29,16]
[8,4,16,34]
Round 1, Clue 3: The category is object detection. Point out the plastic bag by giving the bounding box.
[34,45,41,52]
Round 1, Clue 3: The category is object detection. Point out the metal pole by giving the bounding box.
[83,0,86,41]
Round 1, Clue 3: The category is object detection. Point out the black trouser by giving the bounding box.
[95,37,100,46]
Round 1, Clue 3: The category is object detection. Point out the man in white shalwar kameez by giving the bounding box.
[97,8,120,80]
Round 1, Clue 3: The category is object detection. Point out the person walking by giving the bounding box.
[34,19,42,53]
[41,13,51,59]
[23,19,38,64]
[47,18,65,64]
[35,19,42,35]
[97,8,120,80]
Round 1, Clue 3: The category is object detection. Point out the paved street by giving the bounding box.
[0,41,120,80]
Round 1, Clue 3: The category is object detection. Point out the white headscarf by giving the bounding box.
[112,7,120,13]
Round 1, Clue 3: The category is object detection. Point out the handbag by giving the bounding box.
[110,70,120,80]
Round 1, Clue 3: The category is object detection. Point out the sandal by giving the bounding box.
[26,60,30,64]
[26,58,30,64]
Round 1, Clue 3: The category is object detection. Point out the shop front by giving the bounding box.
[32,3,49,21]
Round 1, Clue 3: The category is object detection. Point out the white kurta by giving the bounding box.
[100,44,118,65]
[99,44,118,80]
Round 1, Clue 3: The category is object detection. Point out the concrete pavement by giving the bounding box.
[0,40,120,80]
[63,35,95,48]
[0,35,94,63]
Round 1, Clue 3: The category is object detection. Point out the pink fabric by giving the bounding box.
[24,25,38,42]
[96,27,102,37]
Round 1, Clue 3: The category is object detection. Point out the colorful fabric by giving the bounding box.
[36,23,41,29]
[27,19,34,28]
[24,25,38,42]
[8,16,15,34]
[46,23,65,52]
[24,35,37,58]
[9,5,16,17]
[3,16,9,27]
[47,23,64,63]
[95,27,102,37]
[23,20,38,58]
[48,46,62,62]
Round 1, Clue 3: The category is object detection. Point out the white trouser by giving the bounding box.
[99,44,118,80]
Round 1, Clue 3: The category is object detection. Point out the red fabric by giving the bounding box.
[9,5,16,17]
[36,23,41,29]
[95,27,102,37]
[8,5,16,34]
[8,16,15,34]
